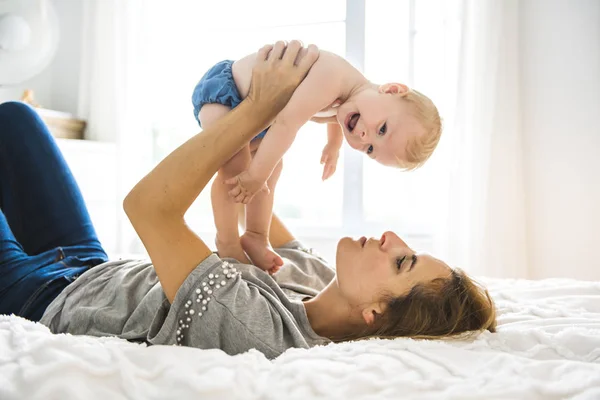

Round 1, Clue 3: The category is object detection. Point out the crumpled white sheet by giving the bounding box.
[1,277,600,400]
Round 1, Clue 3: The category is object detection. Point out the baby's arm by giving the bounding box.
[226,60,342,203]
[321,123,344,180]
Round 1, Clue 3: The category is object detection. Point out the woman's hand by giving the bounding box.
[247,40,320,119]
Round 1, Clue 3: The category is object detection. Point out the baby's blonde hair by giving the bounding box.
[396,89,442,171]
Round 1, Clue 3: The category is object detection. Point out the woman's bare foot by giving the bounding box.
[240,231,283,274]
[215,236,251,265]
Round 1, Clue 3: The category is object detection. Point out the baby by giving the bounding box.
[192,41,441,273]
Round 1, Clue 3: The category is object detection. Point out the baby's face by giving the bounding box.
[336,89,424,167]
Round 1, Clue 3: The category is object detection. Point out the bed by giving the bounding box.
[1,277,599,400]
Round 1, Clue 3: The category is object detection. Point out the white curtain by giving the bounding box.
[442,0,528,278]
[77,0,153,254]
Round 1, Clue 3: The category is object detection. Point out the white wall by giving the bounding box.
[0,0,84,115]
[48,0,84,115]
[520,0,600,280]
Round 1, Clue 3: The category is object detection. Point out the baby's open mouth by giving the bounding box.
[345,112,360,132]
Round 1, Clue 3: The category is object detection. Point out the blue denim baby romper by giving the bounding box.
[192,60,268,139]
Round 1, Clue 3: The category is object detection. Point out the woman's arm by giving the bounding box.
[124,41,319,302]
[269,213,296,248]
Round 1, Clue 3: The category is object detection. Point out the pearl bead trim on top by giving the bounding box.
[176,260,241,346]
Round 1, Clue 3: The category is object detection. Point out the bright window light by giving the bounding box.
[137,0,461,261]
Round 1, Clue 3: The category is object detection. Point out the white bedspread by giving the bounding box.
[1,277,600,400]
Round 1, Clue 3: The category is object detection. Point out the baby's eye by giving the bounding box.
[367,145,374,155]
[379,123,387,136]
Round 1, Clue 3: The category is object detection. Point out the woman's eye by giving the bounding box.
[396,256,406,271]
[367,145,374,155]
[379,123,387,136]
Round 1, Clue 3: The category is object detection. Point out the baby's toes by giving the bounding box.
[268,265,280,275]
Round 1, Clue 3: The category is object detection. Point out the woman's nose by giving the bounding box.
[381,231,409,251]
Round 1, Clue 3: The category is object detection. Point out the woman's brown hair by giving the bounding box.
[377,269,496,339]
[349,269,496,341]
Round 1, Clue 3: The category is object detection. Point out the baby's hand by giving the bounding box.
[225,171,269,204]
[320,144,340,181]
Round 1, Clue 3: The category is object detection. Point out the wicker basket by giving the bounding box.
[34,108,87,140]
[20,90,87,140]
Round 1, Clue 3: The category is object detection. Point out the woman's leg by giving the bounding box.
[0,102,107,320]
[0,212,69,320]
[0,209,27,263]
[0,102,106,259]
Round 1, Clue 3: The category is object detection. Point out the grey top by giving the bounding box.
[40,241,334,359]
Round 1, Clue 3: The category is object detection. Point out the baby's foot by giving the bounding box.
[240,231,283,274]
[215,236,251,265]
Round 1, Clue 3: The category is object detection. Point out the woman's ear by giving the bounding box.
[379,83,410,96]
[362,302,385,326]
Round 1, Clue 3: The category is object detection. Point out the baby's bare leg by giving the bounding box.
[241,158,284,273]
[212,151,251,264]
[200,103,250,264]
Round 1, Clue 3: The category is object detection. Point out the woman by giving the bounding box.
[0,42,496,359]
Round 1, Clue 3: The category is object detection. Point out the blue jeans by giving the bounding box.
[0,102,108,322]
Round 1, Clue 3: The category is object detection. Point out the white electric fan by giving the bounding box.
[0,0,59,86]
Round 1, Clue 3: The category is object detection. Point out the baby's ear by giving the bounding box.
[379,83,410,96]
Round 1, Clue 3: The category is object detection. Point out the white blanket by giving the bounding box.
[1,277,600,400]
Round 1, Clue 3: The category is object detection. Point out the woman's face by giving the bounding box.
[335,232,451,308]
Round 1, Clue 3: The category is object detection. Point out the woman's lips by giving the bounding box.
[359,236,367,247]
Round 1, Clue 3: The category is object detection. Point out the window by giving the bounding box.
[139,0,460,262]
[361,0,461,260]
